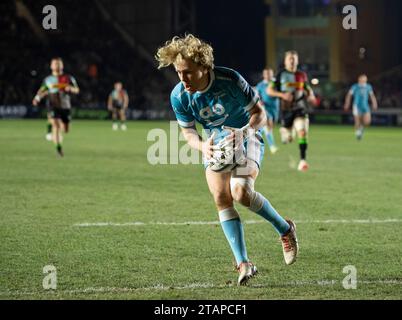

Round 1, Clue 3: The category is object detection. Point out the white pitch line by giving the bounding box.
[1,279,401,297]
[73,219,402,227]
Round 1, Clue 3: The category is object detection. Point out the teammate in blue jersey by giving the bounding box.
[255,68,279,154]
[344,74,378,140]
[156,34,298,286]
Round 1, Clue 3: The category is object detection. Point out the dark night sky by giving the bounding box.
[195,0,268,77]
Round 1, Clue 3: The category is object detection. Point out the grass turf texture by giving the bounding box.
[0,120,401,300]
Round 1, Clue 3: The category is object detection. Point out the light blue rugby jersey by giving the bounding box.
[350,83,373,110]
[170,66,259,141]
[255,80,279,110]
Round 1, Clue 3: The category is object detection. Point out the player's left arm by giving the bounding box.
[224,73,267,143]
[123,90,129,109]
[248,101,267,130]
[32,82,49,106]
[65,76,80,94]
[234,71,266,130]
[304,75,317,106]
[306,87,317,105]
[223,101,266,148]
[369,87,378,111]
[107,95,113,111]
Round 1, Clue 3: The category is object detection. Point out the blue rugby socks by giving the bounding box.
[219,207,248,266]
[248,192,290,236]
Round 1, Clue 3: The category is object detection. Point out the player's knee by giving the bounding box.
[280,127,291,144]
[231,184,250,206]
[212,190,232,208]
[230,177,255,207]
[298,129,306,138]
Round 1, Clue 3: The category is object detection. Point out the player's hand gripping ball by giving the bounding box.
[208,124,250,172]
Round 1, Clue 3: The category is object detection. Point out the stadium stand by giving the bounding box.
[0,0,400,120]
[0,0,172,118]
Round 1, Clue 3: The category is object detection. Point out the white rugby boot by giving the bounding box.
[270,145,279,154]
[237,261,258,286]
[297,159,309,172]
[280,219,299,265]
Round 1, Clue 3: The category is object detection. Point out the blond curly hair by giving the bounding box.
[155,34,214,70]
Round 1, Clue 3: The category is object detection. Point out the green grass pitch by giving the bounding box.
[0,120,401,299]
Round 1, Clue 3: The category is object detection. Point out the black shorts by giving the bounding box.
[281,108,308,129]
[112,106,123,112]
[49,108,71,124]
[112,101,124,110]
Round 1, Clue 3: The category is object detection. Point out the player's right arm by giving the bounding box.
[107,94,113,111]
[343,86,354,111]
[267,76,293,102]
[181,126,214,159]
[171,90,214,159]
[123,90,129,109]
[32,83,48,106]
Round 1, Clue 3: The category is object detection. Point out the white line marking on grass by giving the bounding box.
[0,283,218,297]
[73,219,402,227]
[1,279,401,297]
[310,219,402,224]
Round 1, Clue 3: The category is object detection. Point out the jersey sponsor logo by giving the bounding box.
[199,104,226,119]
[286,82,305,89]
[358,88,367,96]
[49,83,68,90]
[199,104,228,127]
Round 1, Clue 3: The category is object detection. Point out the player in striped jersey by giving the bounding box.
[268,51,317,172]
[107,82,129,131]
[32,57,79,156]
